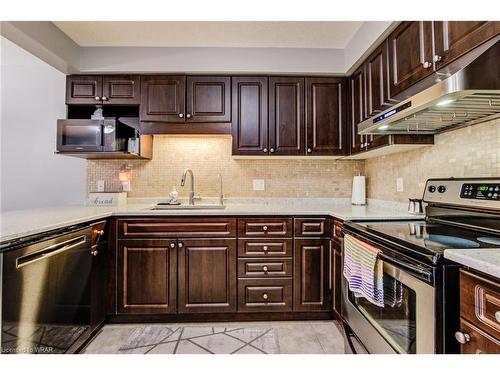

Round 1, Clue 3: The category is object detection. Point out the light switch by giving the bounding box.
[253,179,265,191]
[396,177,404,192]
[97,180,105,192]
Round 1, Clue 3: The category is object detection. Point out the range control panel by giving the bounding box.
[423,178,500,210]
[460,183,500,200]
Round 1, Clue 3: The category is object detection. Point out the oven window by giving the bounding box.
[349,273,417,354]
[62,125,101,146]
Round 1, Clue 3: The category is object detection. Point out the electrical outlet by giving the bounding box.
[97,180,105,192]
[253,179,265,191]
[396,177,404,192]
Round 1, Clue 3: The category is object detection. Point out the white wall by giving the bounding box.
[0,36,86,211]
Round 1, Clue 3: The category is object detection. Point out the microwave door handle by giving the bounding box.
[98,123,104,149]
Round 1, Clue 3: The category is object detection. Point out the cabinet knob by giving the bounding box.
[91,250,98,256]
[263,148,268,153]
[263,266,268,272]
[307,148,312,153]
[433,55,442,62]
[263,226,268,231]
[423,61,432,69]
[495,310,500,323]
[263,246,268,251]
[270,148,275,153]
[455,331,471,344]
[170,243,176,248]
[95,96,101,101]
[101,96,108,101]
[93,229,105,236]
[262,293,269,300]
[186,113,191,119]
[178,242,183,248]
[179,113,184,118]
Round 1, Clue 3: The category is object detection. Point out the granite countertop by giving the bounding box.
[0,198,423,244]
[444,249,500,279]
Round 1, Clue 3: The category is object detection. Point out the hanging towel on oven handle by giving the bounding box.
[343,234,384,307]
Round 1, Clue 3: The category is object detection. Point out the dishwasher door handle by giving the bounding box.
[16,235,87,269]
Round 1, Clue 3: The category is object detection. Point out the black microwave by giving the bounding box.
[56,117,139,153]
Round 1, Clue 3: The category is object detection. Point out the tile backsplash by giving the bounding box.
[87,120,499,201]
[365,119,500,202]
[87,135,364,198]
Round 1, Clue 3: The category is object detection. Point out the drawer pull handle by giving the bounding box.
[263,226,268,231]
[495,311,500,323]
[262,293,269,300]
[94,229,105,236]
[263,246,268,251]
[263,266,268,272]
[455,331,471,344]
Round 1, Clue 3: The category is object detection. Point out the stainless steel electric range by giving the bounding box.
[341,178,500,354]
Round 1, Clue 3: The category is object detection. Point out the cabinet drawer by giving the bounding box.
[91,220,108,245]
[238,239,292,258]
[238,278,292,312]
[238,258,292,278]
[238,218,292,237]
[332,220,343,239]
[460,270,500,339]
[294,217,330,237]
[118,217,236,238]
[458,319,500,354]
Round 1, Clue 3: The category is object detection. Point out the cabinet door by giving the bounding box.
[117,239,177,314]
[66,75,102,105]
[90,242,107,330]
[294,238,331,311]
[305,77,346,156]
[434,21,500,69]
[231,76,269,155]
[140,75,186,122]
[349,67,367,154]
[186,76,231,122]
[388,21,434,97]
[102,75,141,105]
[269,77,305,155]
[178,239,237,313]
[366,40,392,117]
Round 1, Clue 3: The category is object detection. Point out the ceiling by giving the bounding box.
[53,21,364,49]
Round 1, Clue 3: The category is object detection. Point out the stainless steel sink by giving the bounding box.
[150,203,226,210]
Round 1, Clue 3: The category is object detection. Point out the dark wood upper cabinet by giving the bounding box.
[177,239,237,313]
[66,75,103,105]
[434,21,500,70]
[305,77,346,156]
[186,76,231,123]
[388,21,434,97]
[117,239,177,314]
[293,238,331,312]
[349,66,367,154]
[140,75,186,122]
[366,40,392,117]
[269,77,305,155]
[102,75,140,105]
[231,76,269,155]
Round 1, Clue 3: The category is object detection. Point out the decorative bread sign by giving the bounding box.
[87,192,127,206]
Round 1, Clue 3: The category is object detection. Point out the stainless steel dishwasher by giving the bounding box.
[1,226,93,354]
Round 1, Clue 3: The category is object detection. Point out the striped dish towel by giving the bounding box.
[343,234,384,307]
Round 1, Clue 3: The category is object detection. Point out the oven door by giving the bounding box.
[341,233,436,354]
[56,119,104,152]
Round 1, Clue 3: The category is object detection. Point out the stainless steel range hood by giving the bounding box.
[358,37,500,135]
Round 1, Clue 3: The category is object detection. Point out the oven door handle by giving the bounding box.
[378,252,433,282]
[16,235,87,269]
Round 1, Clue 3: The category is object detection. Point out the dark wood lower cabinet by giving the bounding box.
[90,241,107,330]
[178,239,237,313]
[332,240,343,316]
[117,239,177,314]
[238,278,293,312]
[293,238,331,312]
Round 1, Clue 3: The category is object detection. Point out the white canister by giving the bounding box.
[351,175,366,205]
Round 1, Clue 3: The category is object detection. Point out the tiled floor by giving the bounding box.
[83,320,346,354]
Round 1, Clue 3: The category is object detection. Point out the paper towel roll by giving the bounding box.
[351,175,366,205]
